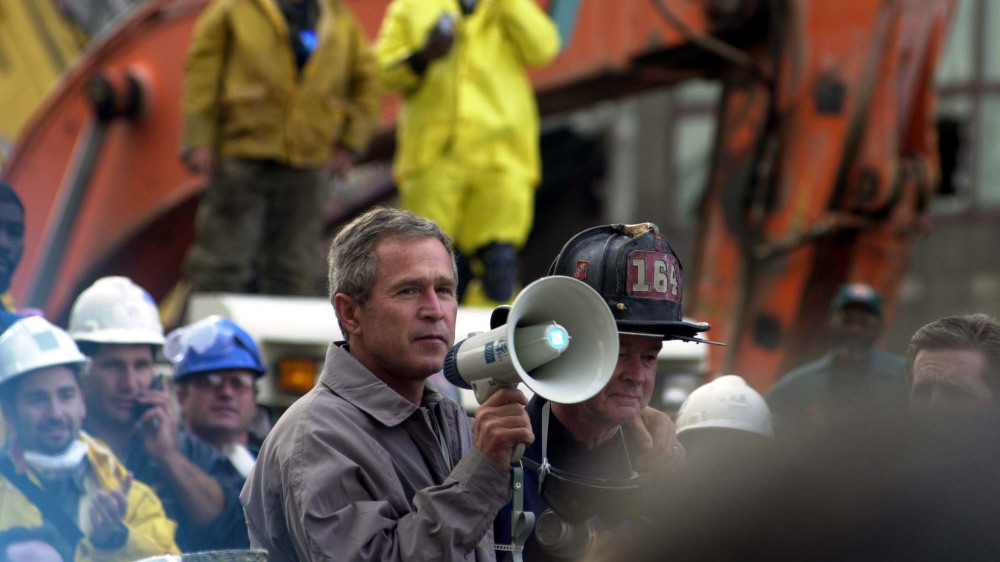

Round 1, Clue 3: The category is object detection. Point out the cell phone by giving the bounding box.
[133,375,164,420]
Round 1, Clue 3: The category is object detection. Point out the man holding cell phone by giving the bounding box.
[68,277,249,552]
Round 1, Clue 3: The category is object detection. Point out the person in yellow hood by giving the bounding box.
[0,317,179,562]
[376,0,560,306]
[180,0,381,296]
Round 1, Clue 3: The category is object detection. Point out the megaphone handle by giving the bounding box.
[512,443,526,463]
[472,378,516,404]
[470,380,529,464]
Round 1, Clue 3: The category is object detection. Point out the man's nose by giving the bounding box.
[47,397,68,419]
[617,356,644,384]
[119,367,141,392]
[419,290,444,320]
[0,227,14,251]
[216,381,236,398]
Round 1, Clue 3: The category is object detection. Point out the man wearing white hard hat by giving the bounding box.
[675,375,774,460]
[0,316,179,561]
[68,277,248,552]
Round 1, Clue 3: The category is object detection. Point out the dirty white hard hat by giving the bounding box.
[676,375,774,439]
[68,276,164,346]
[0,316,89,387]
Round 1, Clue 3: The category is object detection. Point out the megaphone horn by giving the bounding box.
[443,275,620,410]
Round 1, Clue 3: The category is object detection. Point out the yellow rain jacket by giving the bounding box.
[375,0,560,184]
[0,433,179,562]
[182,0,381,167]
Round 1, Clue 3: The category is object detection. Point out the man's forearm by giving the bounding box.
[158,452,226,525]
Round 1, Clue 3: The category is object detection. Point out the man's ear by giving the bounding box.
[0,398,13,424]
[333,293,363,338]
[176,383,188,407]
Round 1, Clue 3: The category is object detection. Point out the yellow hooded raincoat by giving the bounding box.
[376,0,560,253]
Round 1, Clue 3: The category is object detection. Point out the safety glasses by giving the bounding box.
[188,372,256,393]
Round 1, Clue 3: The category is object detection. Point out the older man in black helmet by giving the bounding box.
[494,222,707,561]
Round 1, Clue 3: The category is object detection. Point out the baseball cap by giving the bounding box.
[830,282,883,316]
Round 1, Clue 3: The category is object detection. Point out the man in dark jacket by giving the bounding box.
[69,277,249,552]
[494,223,694,561]
[767,282,907,434]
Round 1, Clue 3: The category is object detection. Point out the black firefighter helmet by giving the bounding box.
[547,222,714,343]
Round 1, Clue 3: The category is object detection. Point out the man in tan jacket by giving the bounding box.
[180,0,380,296]
[242,207,533,561]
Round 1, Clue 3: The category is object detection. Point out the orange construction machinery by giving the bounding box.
[4,0,956,391]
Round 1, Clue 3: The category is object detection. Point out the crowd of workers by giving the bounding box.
[2,182,999,561]
[1,0,999,560]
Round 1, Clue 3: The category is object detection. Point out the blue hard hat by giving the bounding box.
[165,316,266,380]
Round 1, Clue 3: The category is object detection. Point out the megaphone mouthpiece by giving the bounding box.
[442,322,570,397]
[513,323,570,372]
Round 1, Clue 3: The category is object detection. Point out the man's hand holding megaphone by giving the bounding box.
[473,387,535,467]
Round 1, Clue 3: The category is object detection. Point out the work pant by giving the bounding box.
[183,159,326,296]
[399,158,535,254]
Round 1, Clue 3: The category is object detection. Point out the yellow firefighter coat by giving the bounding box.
[0,433,179,562]
[182,0,381,167]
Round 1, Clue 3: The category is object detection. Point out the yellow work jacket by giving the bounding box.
[376,0,560,184]
[181,0,381,167]
[0,433,180,562]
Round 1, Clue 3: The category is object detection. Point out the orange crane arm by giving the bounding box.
[3,0,956,396]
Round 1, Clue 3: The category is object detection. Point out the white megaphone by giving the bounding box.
[443,276,620,460]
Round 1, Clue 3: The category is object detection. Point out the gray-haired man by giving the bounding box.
[241,207,533,561]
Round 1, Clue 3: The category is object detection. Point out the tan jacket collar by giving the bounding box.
[320,343,445,428]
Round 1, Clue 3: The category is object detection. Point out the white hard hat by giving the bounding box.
[0,317,89,387]
[68,276,165,346]
[676,375,774,439]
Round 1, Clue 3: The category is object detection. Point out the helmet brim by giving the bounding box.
[72,328,165,346]
[617,320,725,345]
